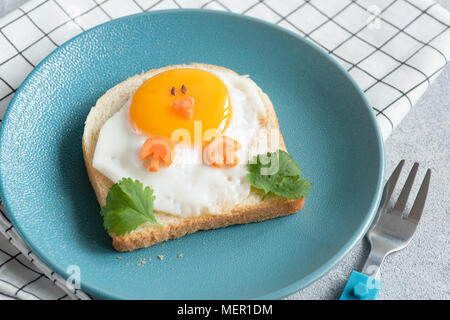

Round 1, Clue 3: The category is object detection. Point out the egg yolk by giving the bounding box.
[129,68,232,143]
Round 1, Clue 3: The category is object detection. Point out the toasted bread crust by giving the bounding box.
[82,63,303,252]
[112,197,304,251]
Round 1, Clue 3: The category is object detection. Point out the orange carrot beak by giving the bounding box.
[172,97,194,119]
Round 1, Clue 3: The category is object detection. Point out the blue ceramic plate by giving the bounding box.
[0,10,384,300]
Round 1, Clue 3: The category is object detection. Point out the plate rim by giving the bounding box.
[0,9,385,300]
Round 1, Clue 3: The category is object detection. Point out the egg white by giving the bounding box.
[93,66,270,217]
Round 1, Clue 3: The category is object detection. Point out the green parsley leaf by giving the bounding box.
[247,150,312,200]
[100,178,161,236]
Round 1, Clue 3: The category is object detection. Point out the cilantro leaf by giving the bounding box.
[247,150,312,200]
[100,178,161,236]
[271,176,312,199]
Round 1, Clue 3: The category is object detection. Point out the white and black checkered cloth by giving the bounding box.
[0,0,449,300]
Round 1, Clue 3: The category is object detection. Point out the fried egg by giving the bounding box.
[93,65,270,217]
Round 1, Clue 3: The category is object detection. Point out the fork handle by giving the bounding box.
[339,271,382,300]
[361,246,386,278]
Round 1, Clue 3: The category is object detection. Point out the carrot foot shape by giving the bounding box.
[204,136,241,168]
[140,136,175,172]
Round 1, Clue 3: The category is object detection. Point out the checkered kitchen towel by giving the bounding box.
[0,0,449,300]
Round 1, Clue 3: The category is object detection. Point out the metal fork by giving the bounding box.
[340,160,431,300]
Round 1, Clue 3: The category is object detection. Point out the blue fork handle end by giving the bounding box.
[339,271,382,300]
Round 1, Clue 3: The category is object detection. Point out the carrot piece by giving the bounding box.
[297,197,305,210]
[204,136,241,168]
[139,136,175,172]
[149,152,160,172]
[172,97,194,119]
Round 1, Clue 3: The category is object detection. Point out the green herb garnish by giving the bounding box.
[247,150,311,200]
[101,178,161,236]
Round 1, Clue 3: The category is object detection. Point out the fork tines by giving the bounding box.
[387,160,431,223]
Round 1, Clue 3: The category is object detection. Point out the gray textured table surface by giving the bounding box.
[1,0,449,300]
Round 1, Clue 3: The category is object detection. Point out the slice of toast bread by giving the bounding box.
[82,63,304,252]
